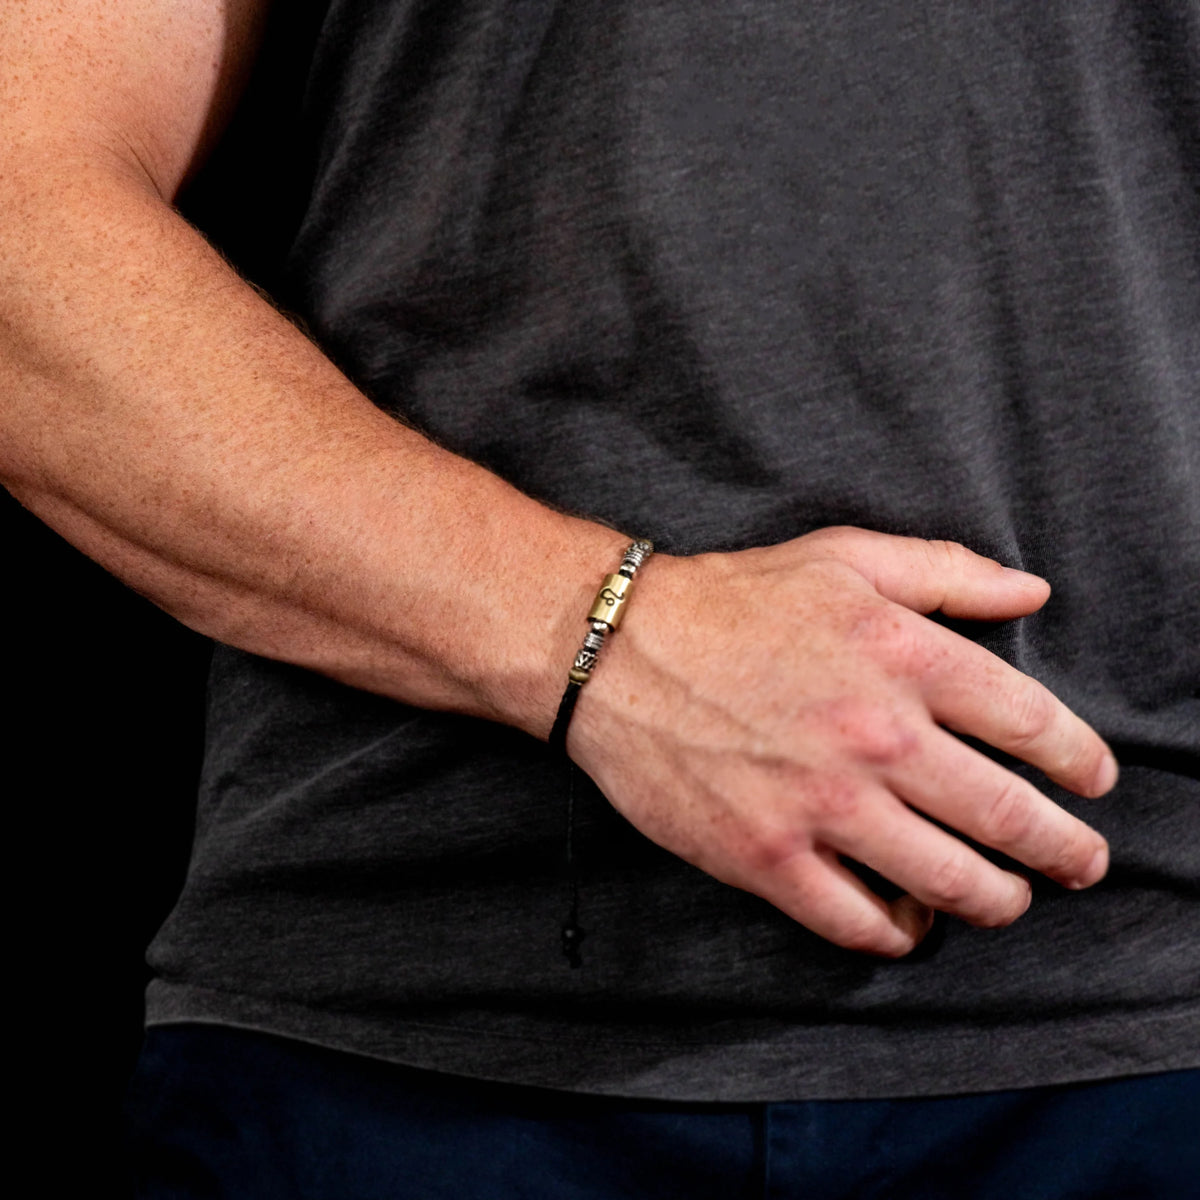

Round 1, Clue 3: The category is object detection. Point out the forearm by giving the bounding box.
[0,147,625,736]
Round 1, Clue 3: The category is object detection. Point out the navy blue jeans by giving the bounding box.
[125,1025,1198,1198]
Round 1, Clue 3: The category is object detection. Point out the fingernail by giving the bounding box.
[1094,753,1119,795]
[1003,567,1048,587]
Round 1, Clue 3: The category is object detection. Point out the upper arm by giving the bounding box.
[0,0,273,199]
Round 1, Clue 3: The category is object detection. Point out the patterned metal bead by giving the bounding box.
[621,540,654,576]
[573,648,598,672]
[583,630,606,651]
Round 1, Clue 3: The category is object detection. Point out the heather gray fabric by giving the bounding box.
[147,0,1200,1100]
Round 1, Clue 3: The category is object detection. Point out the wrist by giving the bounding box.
[464,510,633,741]
[547,537,656,754]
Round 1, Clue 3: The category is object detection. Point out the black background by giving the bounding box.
[5,485,207,1170]
[6,3,328,1176]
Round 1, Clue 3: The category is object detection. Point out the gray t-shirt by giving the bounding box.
[148,0,1199,1100]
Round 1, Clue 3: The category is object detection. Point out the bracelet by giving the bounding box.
[548,538,654,756]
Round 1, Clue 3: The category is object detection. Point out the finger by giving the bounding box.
[919,621,1118,797]
[804,527,1050,620]
[886,727,1110,890]
[757,846,935,957]
[820,791,1033,927]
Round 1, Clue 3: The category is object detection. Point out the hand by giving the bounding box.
[568,527,1116,956]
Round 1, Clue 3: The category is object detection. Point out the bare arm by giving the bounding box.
[0,0,1116,957]
[0,0,628,732]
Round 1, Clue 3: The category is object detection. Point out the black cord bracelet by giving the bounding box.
[549,539,653,967]
[549,539,654,757]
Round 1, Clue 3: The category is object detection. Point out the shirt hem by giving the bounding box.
[144,980,1200,1102]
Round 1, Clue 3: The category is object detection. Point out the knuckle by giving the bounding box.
[804,524,856,552]
[737,823,811,876]
[821,699,920,769]
[806,784,862,830]
[924,852,975,907]
[857,716,919,768]
[977,778,1036,847]
[799,774,865,828]
[1004,682,1055,750]
[922,538,967,577]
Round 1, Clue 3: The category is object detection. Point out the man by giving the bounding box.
[2,1,1196,1195]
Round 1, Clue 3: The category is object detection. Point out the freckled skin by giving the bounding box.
[0,1,1116,959]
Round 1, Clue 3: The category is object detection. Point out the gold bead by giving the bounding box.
[587,573,632,628]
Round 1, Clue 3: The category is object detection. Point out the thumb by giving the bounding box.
[805,527,1051,619]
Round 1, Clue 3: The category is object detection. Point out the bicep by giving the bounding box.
[0,0,272,198]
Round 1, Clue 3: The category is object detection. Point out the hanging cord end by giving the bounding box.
[561,920,586,968]
[561,761,587,968]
